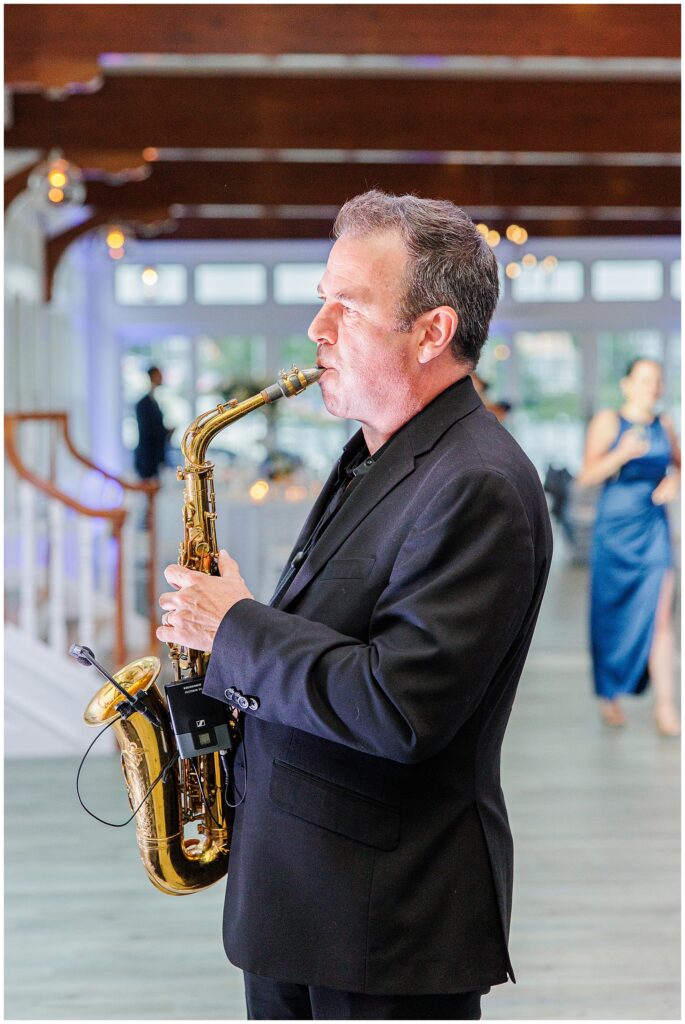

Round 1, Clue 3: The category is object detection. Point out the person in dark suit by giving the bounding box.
[157,191,553,1020]
[134,366,169,480]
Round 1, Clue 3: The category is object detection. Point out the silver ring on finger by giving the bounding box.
[162,610,172,627]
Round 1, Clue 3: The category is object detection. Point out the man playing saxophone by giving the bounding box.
[157,191,553,1020]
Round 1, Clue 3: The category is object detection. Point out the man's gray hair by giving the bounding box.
[332,190,500,368]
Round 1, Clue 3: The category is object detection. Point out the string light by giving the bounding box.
[106,228,126,249]
[475,223,489,237]
[505,263,521,279]
[142,147,159,161]
[28,149,85,209]
[108,247,125,261]
[542,256,558,273]
[494,344,511,361]
[249,480,270,502]
[522,253,537,268]
[48,170,67,188]
[485,230,501,248]
[142,267,159,286]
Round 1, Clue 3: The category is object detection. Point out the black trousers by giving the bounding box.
[244,971,486,1020]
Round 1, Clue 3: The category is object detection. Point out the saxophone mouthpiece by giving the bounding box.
[301,366,325,384]
[263,366,324,403]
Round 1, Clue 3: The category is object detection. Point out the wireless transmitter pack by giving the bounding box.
[165,678,233,760]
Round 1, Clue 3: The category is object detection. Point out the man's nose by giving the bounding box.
[307,305,336,346]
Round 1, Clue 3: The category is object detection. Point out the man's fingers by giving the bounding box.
[156,624,177,642]
[164,563,199,588]
[159,590,182,610]
[218,549,238,576]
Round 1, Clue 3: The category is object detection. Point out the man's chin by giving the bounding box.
[319,375,345,418]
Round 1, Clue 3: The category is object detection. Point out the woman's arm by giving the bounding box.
[651,414,681,505]
[660,413,682,471]
[576,410,648,488]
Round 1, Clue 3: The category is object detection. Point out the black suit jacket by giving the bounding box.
[134,392,167,478]
[204,376,553,995]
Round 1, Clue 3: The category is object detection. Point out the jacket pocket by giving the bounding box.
[269,759,400,851]
[319,557,376,580]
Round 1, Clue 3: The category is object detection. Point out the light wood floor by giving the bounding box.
[5,557,680,1020]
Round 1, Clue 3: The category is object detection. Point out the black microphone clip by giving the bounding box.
[69,644,161,728]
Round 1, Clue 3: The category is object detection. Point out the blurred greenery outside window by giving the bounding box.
[277,335,350,473]
[514,331,581,420]
[596,330,664,411]
[475,334,511,403]
[510,331,583,472]
[195,335,269,457]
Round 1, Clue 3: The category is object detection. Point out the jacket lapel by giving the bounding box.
[269,431,365,602]
[275,429,416,609]
[274,375,483,611]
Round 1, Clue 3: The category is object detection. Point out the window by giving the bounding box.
[194,264,266,305]
[120,336,193,453]
[280,335,317,373]
[274,263,327,304]
[277,336,348,472]
[596,330,664,410]
[511,261,584,303]
[511,331,583,471]
[671,261,681,301]
[196,335,266,394]
[591,260,663,301]
[474,333,513,404]
[115,265,187,305]
[194,334,268,455]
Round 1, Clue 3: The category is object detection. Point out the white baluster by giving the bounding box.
[18,480,37,637]
[77,516,95,648]
[47,498,67,654]
[121,494,137,637]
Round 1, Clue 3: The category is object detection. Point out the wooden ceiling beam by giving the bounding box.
[6,5,680,89]
[136,216,681,241]
[77,159,679,211]
[6,74,679,154]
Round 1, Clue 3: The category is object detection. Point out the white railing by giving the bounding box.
[5,411,159,667]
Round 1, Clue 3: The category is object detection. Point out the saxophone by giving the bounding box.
[83,367,323,895]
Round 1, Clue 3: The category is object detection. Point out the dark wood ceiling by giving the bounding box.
[5,2,681,273]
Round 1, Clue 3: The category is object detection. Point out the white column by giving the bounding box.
[18,480,38,637]
[47,498,67,654]
[76,515,95,648]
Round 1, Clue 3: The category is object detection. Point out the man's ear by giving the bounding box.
[417,307,459,364]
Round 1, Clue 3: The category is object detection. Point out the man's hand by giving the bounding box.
[156,549,253,651]
[652,474,680,506]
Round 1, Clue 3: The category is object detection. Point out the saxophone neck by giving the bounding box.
[181,366,323,468]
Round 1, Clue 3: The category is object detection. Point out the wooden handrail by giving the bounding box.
[4,417,126,524]
[6,410,159,494]
[4,411,162,662]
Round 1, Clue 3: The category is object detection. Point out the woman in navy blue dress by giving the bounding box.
[578,358,680,735]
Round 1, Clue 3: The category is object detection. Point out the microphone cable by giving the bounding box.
[75,715,179,828]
